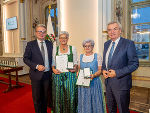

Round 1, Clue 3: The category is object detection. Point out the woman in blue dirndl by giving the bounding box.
[78,39,106,113]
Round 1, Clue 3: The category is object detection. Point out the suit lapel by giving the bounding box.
[45,40,50,58]
[104,40,111,56]
[34,40,43,59]
[103,40,111,68]
[45,40,50,51]
[111,37,123,61]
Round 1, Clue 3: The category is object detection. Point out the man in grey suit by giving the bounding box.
[23,24,53,113]
[102,21,139,113]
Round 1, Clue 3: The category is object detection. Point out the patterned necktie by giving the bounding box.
[107,42,115,69]
[40,41,45,63]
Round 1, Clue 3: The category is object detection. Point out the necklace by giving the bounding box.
[61,45,67,51]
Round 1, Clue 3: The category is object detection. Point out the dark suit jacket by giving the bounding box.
[23,39,53,81]
[102,37,139,90]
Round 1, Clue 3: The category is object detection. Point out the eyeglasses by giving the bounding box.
[36,30,46,34]
[107,27,120,32]
[84,45,93,48]
[59,37,68,39]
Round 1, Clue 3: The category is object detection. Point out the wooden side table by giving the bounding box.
[0,66,24,93]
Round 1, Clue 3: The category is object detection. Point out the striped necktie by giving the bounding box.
[107,42,115,69]
[40,41,45,63]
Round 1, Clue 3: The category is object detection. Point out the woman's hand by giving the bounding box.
[90,66,101,79]
[69,65,78,73]
[76,72,79,77]
[90,74,95,80]
[52,68,61,74]
[69,68,76,73]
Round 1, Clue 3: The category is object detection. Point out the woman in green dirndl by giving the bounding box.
[52,31,78,113]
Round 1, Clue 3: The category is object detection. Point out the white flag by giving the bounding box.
[46,13,56,46]
[47,14,54,35]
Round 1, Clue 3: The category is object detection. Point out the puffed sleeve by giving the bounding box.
[97,53,103,66]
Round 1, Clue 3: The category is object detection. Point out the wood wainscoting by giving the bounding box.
[130,86,150,113]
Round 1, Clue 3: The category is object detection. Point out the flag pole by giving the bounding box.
[48,4,51,14]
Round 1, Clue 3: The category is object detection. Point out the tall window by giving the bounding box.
[130,0,150,65]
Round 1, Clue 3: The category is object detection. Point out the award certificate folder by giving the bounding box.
[76,69,91,86]
[83,68,91,78]
[56,55,69,72]
[67,62,74,69]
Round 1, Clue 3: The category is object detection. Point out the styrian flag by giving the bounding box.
[46,13,56,46]
[47,14,54,35]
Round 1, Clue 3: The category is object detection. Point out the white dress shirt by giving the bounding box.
[105,37,120,69]
[37,39,49,72]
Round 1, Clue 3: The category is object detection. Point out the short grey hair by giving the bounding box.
[107,21,122,30]
[59,31,69,38]
[35,24,47,30]
[82,39,95,47]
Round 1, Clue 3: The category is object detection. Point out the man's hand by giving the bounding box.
[37,65,46,71]
[102,70,109,79]
[108,69,116,78]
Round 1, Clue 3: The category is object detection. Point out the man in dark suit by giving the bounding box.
[102,21,139,113]
[23,24,53,113]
